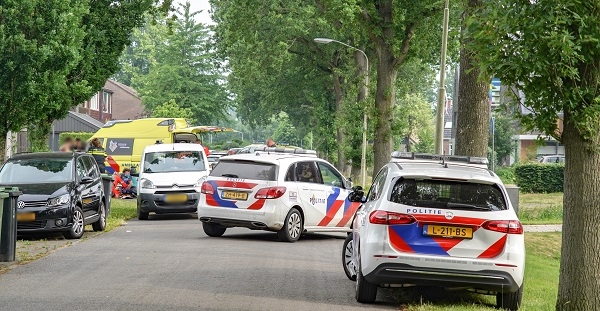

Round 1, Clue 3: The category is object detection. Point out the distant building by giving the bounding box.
[48,111,105,151]
[74,79,145,123]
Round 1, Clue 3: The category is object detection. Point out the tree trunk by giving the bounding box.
[454,0,489,157]
[373,51,397,173]
[333,71,345,171]
[556,114,600,310]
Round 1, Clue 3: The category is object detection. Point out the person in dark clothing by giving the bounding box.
[88,138,107,173]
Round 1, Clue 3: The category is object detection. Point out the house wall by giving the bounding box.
[520,140,536,160]
[106,80,144,120]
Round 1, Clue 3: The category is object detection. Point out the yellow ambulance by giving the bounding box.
[90,118,232,174]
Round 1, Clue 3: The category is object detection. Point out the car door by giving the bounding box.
[315,161,353,227]
[82,155,103,209]
[295,161,329,227]
[76,157,98,218]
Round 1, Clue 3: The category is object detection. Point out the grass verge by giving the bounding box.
[518,193,563,224]
[396,233,561,311]
[106,198,137,231]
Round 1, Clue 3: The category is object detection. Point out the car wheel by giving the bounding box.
[137,207,149,220]
[277,208,303,243]
[92,201,107,232]
[355,255,377,303]
[202,222,226,237]
[496,285,523,310]
[63,206,85,239]
[342,234,357,281]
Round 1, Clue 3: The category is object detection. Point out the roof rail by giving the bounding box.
[253,147,317,156]
[390,151,489,168]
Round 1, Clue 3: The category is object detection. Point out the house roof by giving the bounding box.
[106,79,140,99]
[72,111,104,128]
[52,111,104,133]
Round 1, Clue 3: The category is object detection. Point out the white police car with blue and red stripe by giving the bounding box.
[197,147,359,242]
[345,152,524,310]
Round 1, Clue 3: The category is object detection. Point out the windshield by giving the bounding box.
[0,158,73,184]
[210,160,276,181]
[143,151,206,173]
[389,179,507,211]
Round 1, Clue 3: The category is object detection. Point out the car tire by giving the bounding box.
[342,234,357,281]
[496,285,523,310]
[63,206,85,239]
[92,201,107,232]
[355,255,377,303]
[203,222,226,237]
[137,207,149,220]
[277,208,303,243]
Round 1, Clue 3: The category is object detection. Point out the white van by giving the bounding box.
[135,143,209,220]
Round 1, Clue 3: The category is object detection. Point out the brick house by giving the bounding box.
[74,79,145,123]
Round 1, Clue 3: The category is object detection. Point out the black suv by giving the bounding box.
[0,152,107,239]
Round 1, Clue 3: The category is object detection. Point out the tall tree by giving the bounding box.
[471,1,600,309]
[454,0,490,157]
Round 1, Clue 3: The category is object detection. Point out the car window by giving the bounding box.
[389,179,507,211]
[294,161,319,184]
[76,158,87,180]
[82,156,99,178]
[210,160,277,181]
[285,163,296,182]
[143,151,206,173]
[367,167,388,202]
[0,158,73,183]
[316,162,344,188]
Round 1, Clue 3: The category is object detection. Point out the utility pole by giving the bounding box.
[435,0,450,154]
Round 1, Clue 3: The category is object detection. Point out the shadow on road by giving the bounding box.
[214,231,346,243]
[145,213,197,221]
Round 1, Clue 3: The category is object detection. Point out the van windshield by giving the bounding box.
[143,151,206,173]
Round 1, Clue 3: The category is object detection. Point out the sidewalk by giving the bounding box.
[524,224,562,233]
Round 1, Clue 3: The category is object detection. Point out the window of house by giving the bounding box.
[103,91,112,113]
[90,94,99,110]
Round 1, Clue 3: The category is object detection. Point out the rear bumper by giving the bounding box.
[138,193,199,214]
[364,263,520,293]
[197,204,283,230]
[199,217,270,230]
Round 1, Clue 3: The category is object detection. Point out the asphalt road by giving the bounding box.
[0,214,398,311]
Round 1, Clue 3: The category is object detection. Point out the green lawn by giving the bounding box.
[397,233,561,311]
[518,193,563,224]
[105,198,137,231]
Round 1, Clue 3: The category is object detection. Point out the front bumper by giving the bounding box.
[17,206,71,233]
[364,263,520,293]
[137,192,199,214]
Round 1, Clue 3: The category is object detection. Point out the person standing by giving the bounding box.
[266,138,277,147]
[59,137,74,152]
[88,138,107,173]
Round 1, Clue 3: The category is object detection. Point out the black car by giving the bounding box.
[0,152,107,239]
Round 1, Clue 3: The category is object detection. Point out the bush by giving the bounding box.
[495,167,516,185]
[59,132,94,145]
[514,164,564,193]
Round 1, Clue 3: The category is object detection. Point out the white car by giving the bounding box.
[197,147,358,242]
[135,143,209,220]
[345,153,524,310]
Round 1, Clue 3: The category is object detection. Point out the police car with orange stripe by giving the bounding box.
[197,147,359,242]
[345,152,524,310]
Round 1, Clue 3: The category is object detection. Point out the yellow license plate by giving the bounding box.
[82,198,93,204]
[424,225,473,239]
[165,194,188,203]
[221,191,248,201]
[17,213,36,222]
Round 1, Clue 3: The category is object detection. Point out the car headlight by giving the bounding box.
[47,194,70,207]
[194,177,207,187]
[140,179,156,189]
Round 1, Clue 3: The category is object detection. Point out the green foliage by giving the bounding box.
[490,111,517,166]
[59,132,95,145]
[152,99,194,122]
[393,93,435,152]
[272,113,300,146]
[495,167,516,185]
[514,164,564,193]
[120,3,230,125]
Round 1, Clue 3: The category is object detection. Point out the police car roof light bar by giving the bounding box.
[255,147,317,155]
[390,151,489,166]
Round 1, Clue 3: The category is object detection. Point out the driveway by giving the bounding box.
[0,215,397,310]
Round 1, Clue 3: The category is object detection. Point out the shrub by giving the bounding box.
[59,132,94,144]
[495,167,516,185]
[514,163,564,193]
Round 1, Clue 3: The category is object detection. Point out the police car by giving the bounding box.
[197,147,359,242]
[344,152,524,310]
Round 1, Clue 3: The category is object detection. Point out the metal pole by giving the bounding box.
[434,0,450,154]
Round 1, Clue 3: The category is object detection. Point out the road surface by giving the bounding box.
[0,215,397,311]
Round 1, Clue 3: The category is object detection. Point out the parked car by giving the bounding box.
[207,154,223,171]
[345,152,524,310]
[0,152,108,239]
[135,143,210,220]
[197,147,357,242]
[228,147,242,155]
[537,155,564,164]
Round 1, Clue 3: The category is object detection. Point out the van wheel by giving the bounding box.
[496,285,523,310]
[64,207,85,239]
[277,208,303,242]
[203,222,226,237]
[137,208,149,220]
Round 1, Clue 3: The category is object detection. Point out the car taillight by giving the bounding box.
[481,220,523,234]
[254,187,286,199]
[369,211,416,225]
[201,182,214,195]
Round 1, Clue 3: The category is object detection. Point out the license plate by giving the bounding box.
[82,198,93,204]
[221,191,248,201]
[164,194,188,203]
[17,213,36,222]
[424,225,473,239]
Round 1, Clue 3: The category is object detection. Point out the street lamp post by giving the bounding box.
[314,38,369,189]
[434,0,450,154]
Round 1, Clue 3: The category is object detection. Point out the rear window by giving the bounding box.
[389,179,507,211]
[210,160,277,181]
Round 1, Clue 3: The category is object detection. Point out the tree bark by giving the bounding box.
[333,70,345,170]
[454,0,489,157]
[373,51,397,173]
[556,113,600,310]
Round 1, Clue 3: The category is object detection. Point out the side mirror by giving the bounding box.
[345,177,353,189]
[130,167,139,177]
[348,186,365,203]
[81,176,94,185]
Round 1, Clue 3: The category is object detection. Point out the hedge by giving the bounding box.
[514,163,564,193]
[58,132,94,145]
